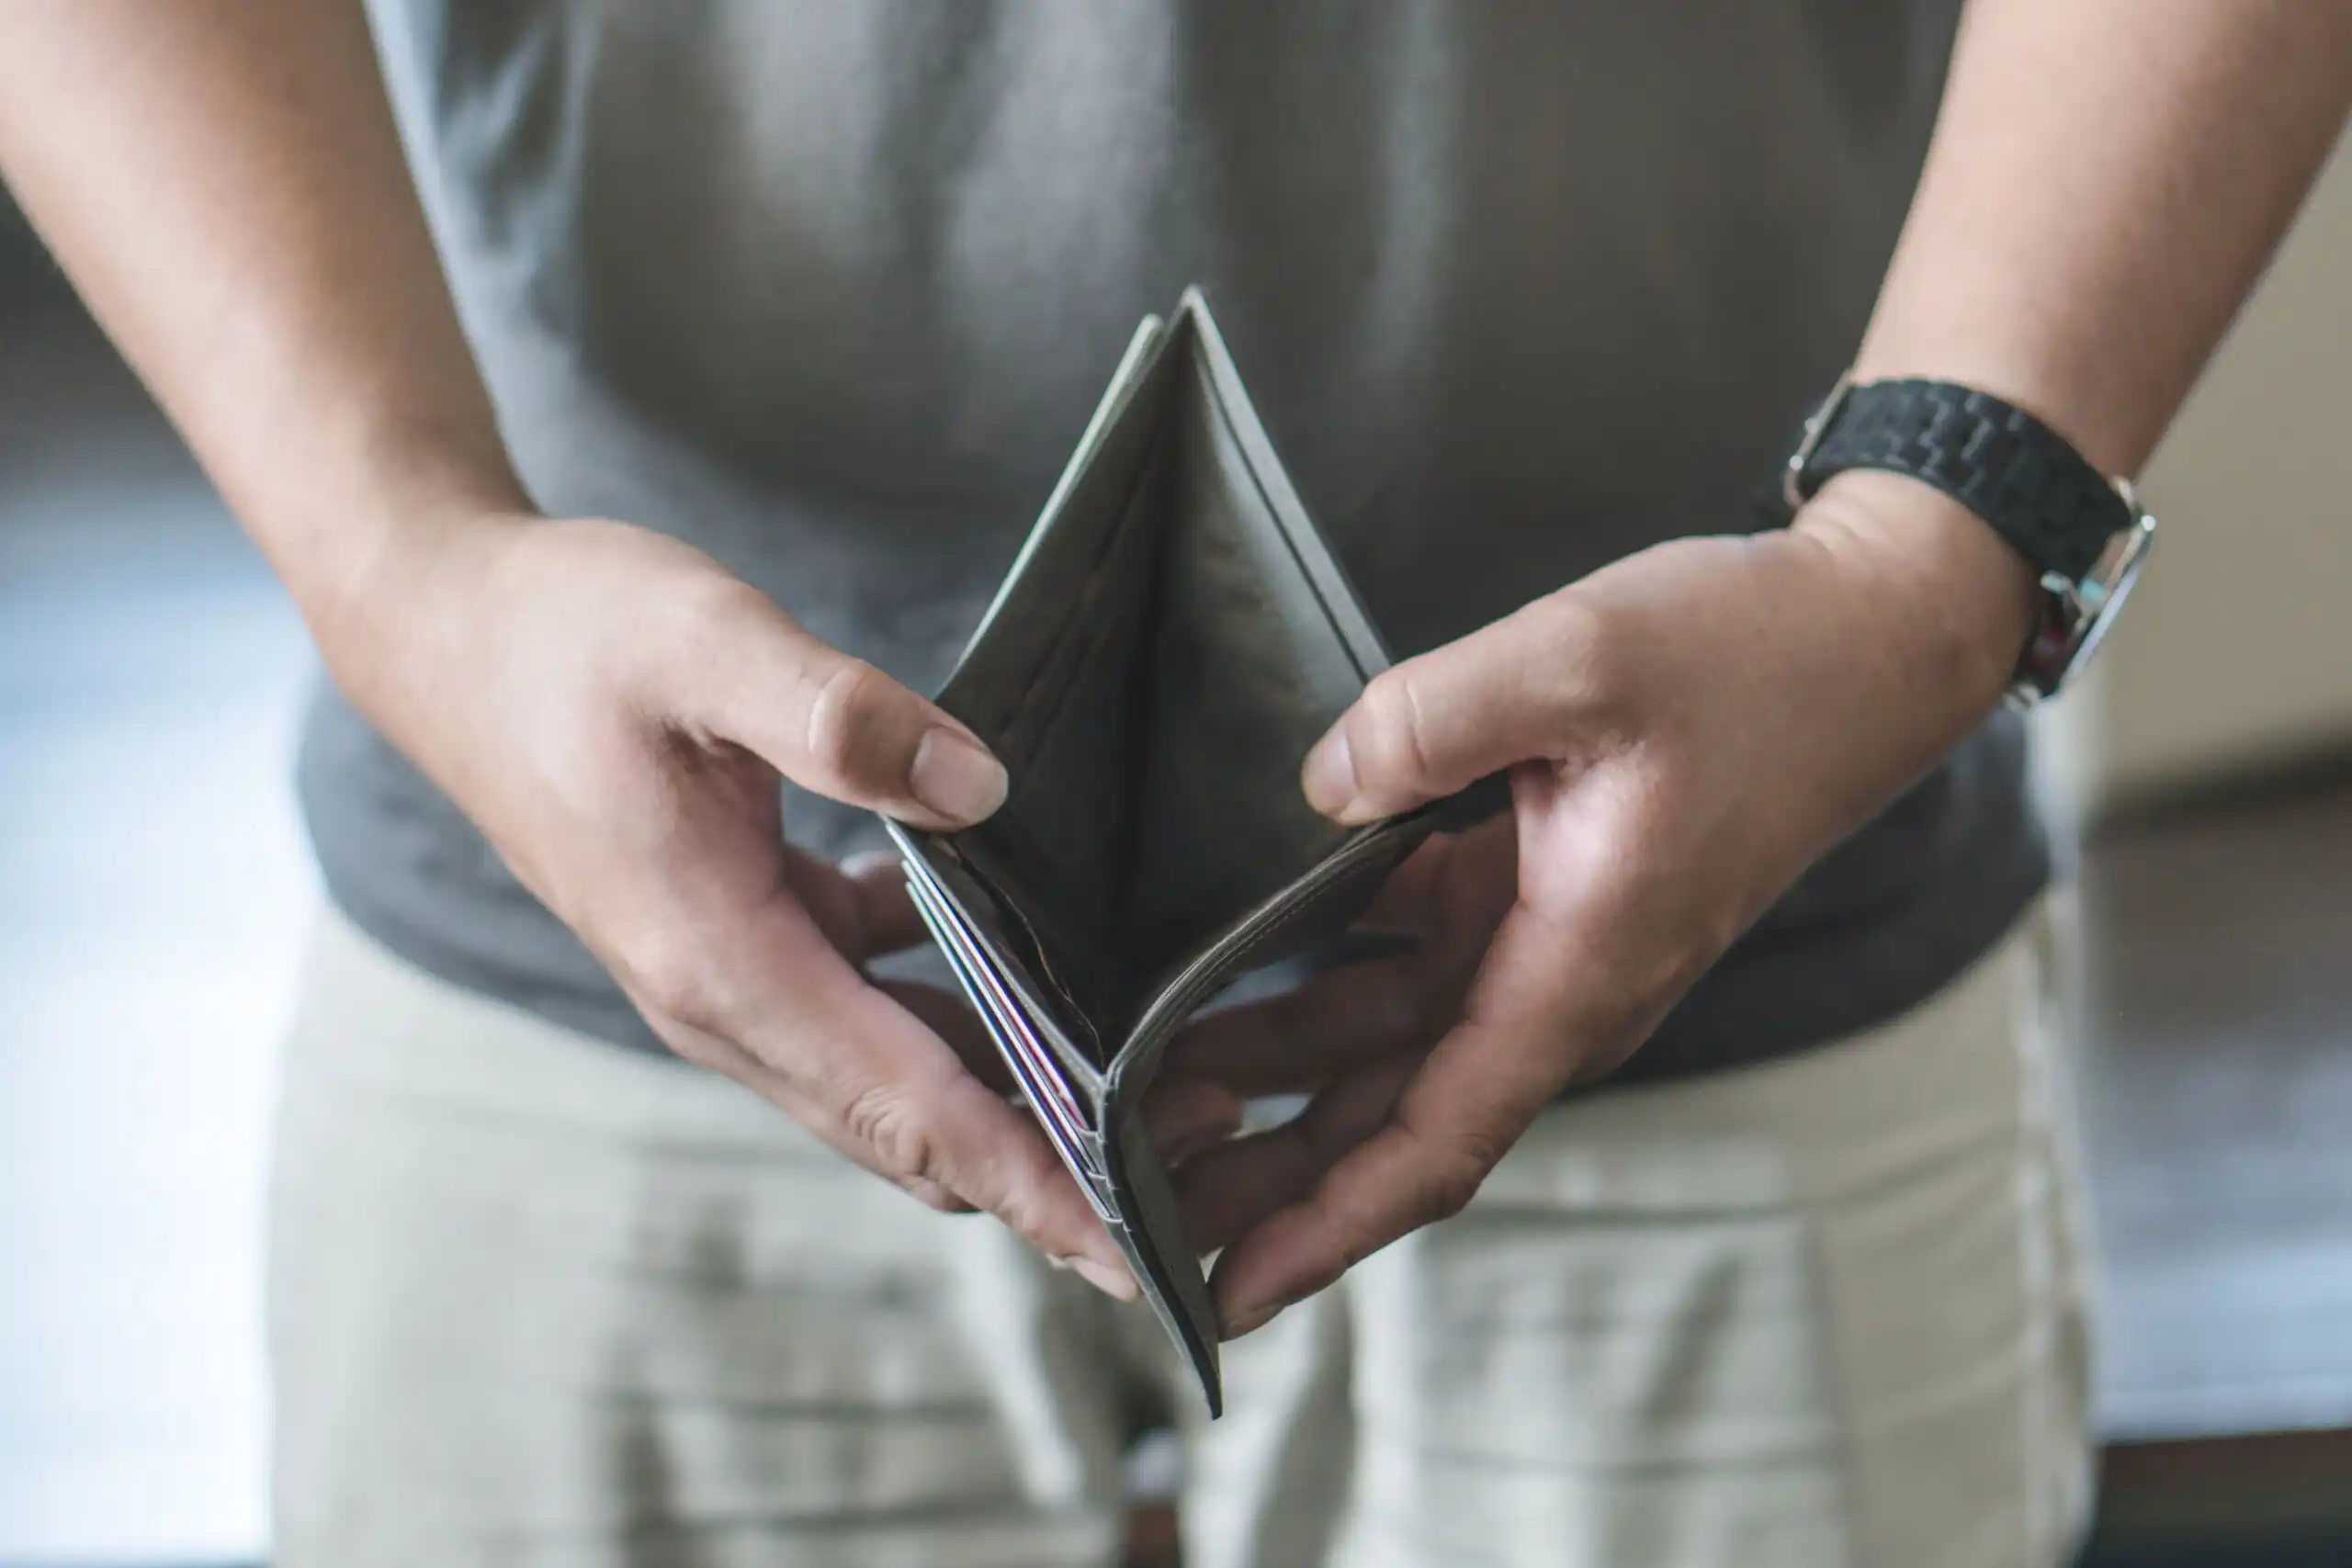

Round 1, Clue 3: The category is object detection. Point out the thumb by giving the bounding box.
[691,589,1008,830]
[1303,596,1600,825]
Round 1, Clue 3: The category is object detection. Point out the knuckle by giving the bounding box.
[1351,669,1436,792]
[662,574,770,676]
[1408,1128,1506,1228]
[1543,595,1625,717]
[612,924,727,1030]
[674,570,767,632]
[655,1025,732,1076]
[1417,1156,1488,1226]
[978,1133,1071,1247]
[989,1178,1057,1250]
[1350,987,1425,1062]
[1390,977,1442,1049]
[902,1176,970,1215]
[802,658,902,786]
[637,575,780,723]
[840,1081,940,1186]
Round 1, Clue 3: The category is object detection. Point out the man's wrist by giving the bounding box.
[299,410,527,616]
[283,418,537,723]
[1791,468,2043,716]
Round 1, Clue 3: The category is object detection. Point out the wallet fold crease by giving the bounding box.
[886,290,1493,1416]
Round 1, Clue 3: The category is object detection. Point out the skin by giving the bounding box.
[0,0,1258,1303]
[3,0,2347,1347]
[1174,0,2352,1338]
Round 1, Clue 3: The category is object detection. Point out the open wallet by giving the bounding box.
[883,289,1503,1416]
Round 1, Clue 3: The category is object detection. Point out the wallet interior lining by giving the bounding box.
[938,314,1370,1049]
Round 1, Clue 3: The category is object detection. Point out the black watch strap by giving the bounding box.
[1787,378,2130,582]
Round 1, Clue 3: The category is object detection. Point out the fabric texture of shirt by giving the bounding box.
[304,0,2046,1085]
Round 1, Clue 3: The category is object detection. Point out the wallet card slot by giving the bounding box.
[941,830,1114,1058]
[906,858,1099,1141]
[954,442,1174,1031]
[903,864,1115,1223]
[939,321,1183,751]
[894,829,1110,1089]
[989,429,1170,774]
[931,326,1193,1036]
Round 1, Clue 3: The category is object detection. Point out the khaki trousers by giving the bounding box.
[269,905,2093,1567]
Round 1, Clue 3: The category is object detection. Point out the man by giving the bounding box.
[1,3,2342,1564]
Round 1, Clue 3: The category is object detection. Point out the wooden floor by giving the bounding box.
[5,262,2349,1565]
[2071,790,2352,1557]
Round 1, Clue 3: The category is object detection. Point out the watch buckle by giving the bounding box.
[1782,372,1855,513]
[2005,491,2158,709]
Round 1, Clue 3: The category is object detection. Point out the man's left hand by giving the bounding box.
[1182,471,2041,1339]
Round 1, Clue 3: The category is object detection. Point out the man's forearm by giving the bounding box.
[0,6,1134,1273]
[0,2,526,678]
[1791,0,2352,751]
[1855,0,2352,478]
[1188,2,2352,1337]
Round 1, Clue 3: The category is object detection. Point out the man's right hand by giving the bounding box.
[0,0,1255,1299]
[361,513,1182,1297]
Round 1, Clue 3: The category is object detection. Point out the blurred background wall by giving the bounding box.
[0,192,312,1564]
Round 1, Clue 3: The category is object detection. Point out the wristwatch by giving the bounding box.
[1776,376,2158,708]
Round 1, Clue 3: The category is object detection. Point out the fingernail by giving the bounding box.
[1159,1098,1240,1165]
[1225,1301,1283,1340]
[910,729,1009,825]
[840,848,899,880]
[1069,1256,1140,1303]
[1301,729,1357,818]
[1164,1113,1236,1166]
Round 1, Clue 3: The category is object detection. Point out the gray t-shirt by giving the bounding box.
[307,0,2044,1084]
